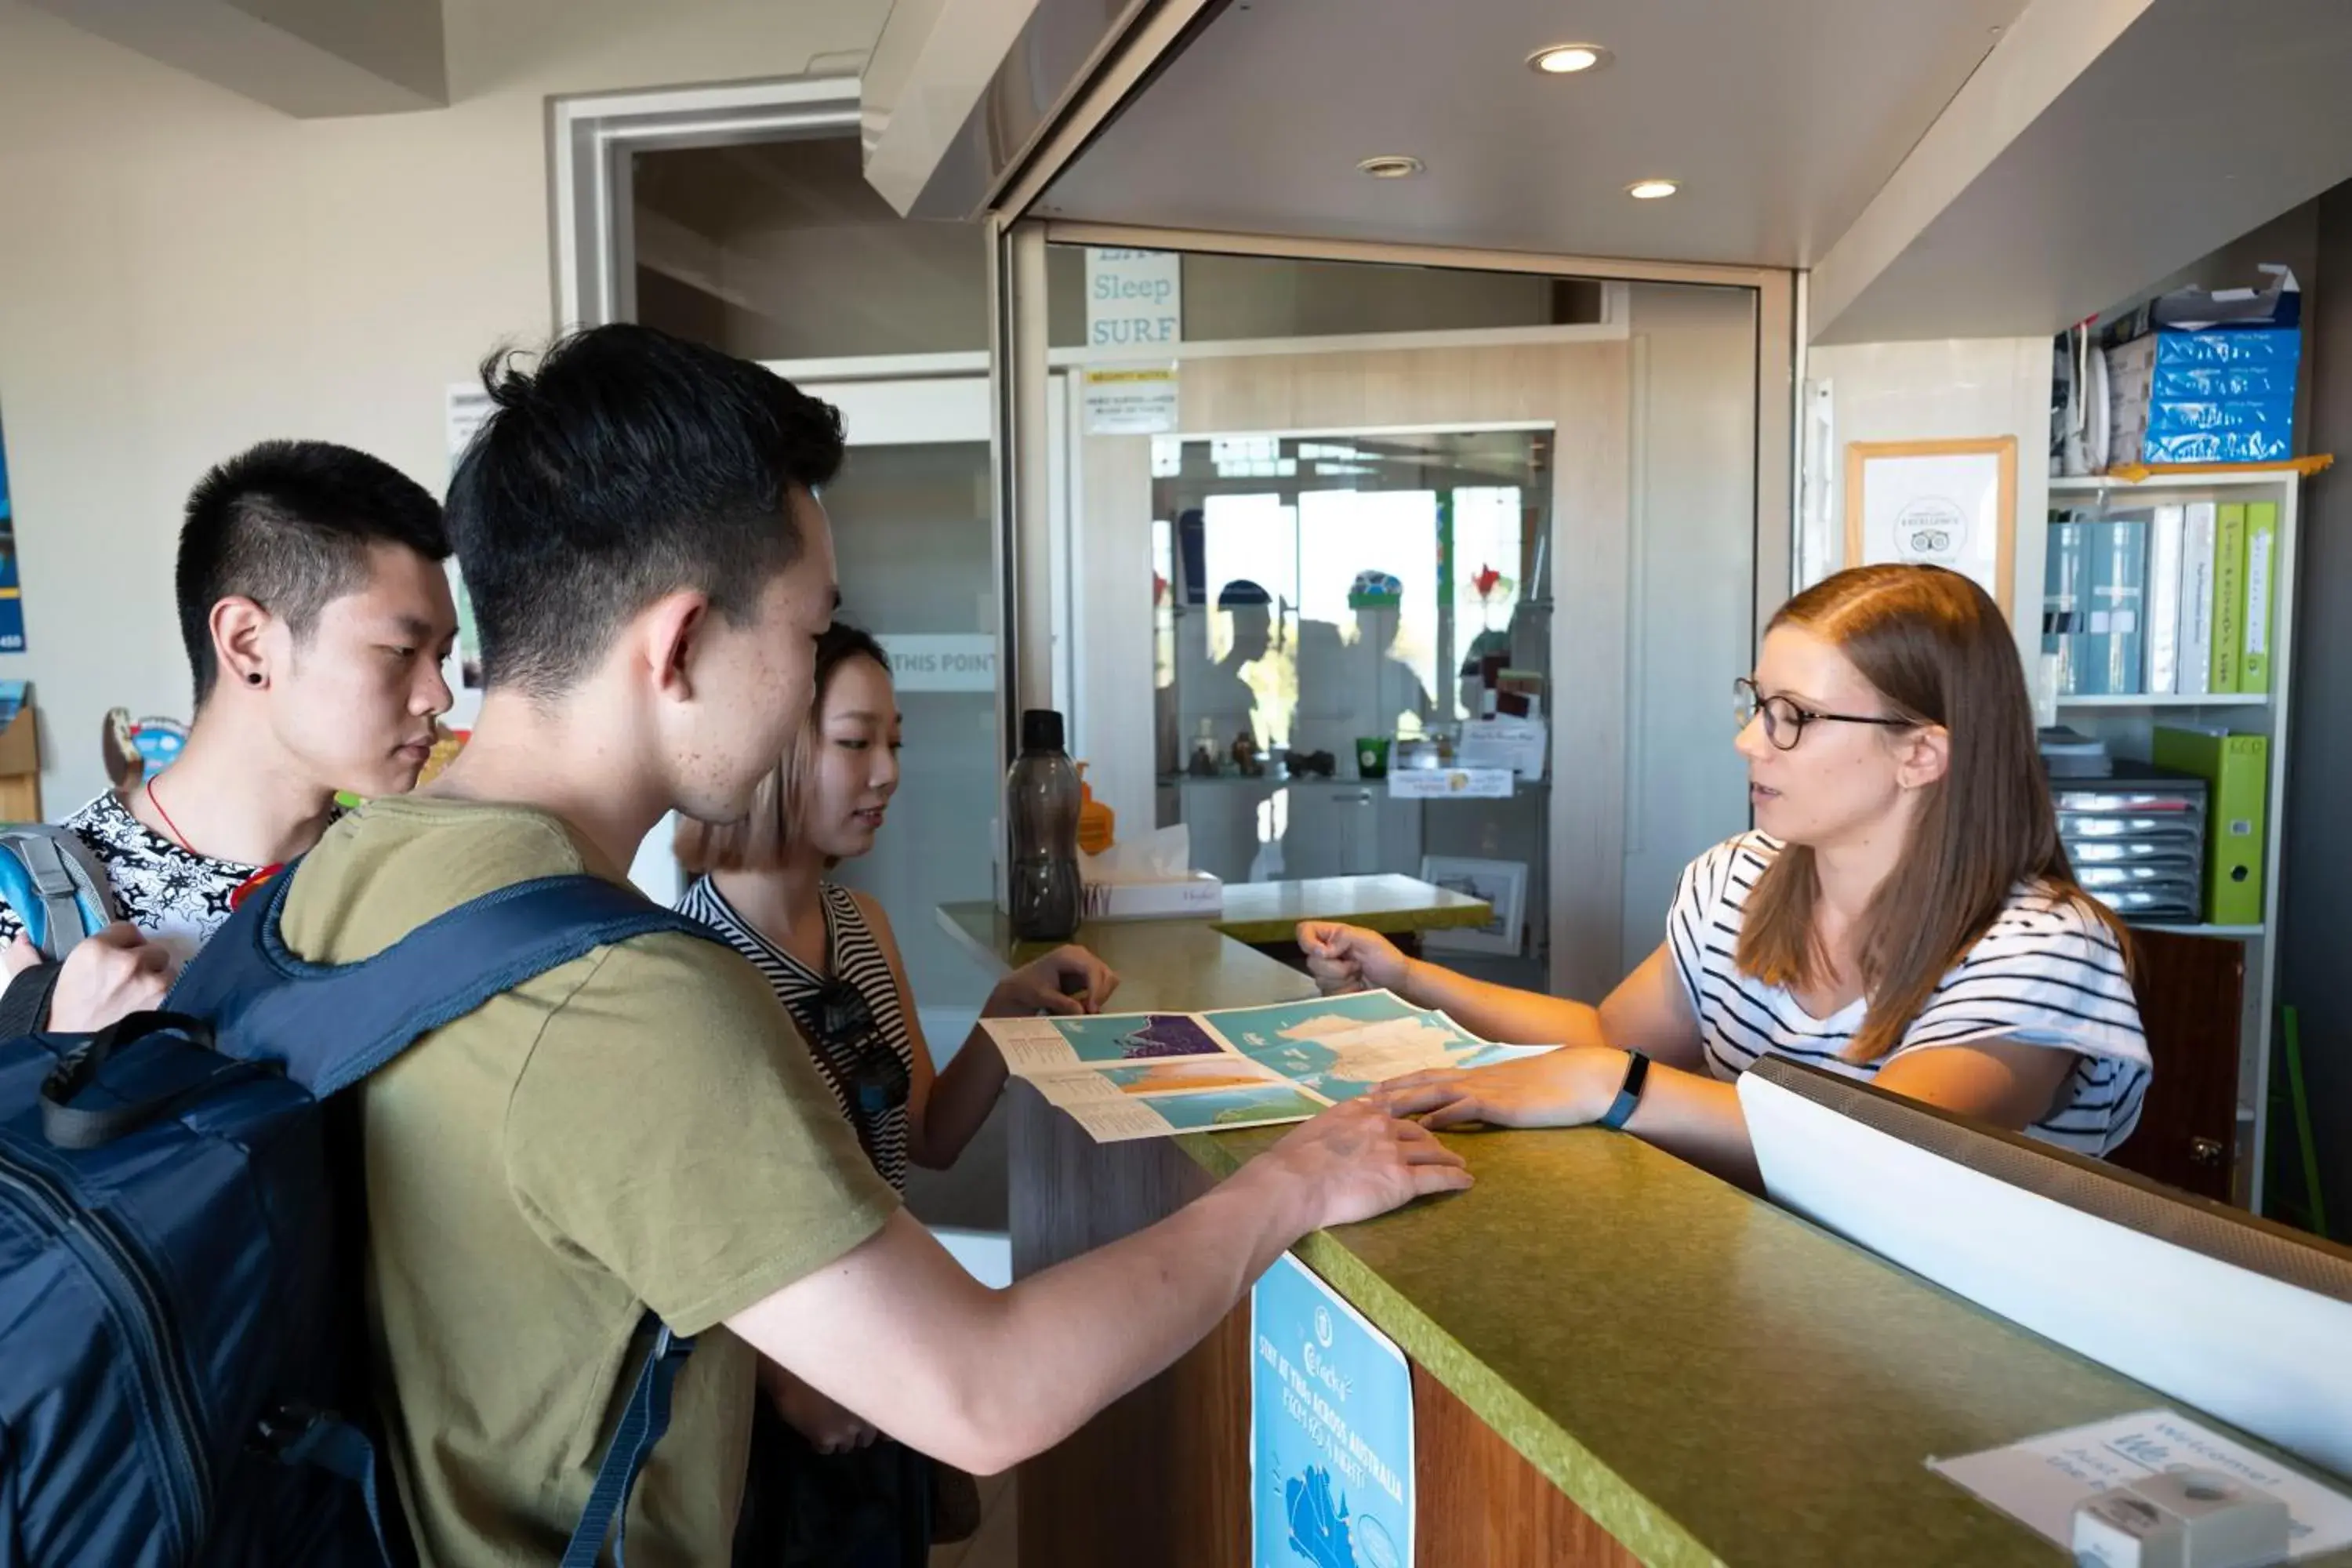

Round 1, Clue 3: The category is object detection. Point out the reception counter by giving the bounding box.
[939,891,2352,1566]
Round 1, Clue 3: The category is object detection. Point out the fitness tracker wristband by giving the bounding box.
[1598,1049,1650,1131]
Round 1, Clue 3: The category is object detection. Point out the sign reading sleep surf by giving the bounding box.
[1251,1252,1414,1568]
[1084,247,1181,348]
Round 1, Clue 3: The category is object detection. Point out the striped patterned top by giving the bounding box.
[677,875,915,1192]
[1667,833,2151,1156]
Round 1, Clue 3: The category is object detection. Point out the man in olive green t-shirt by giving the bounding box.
[283,796,892,1563]
[313,325,1471,1566]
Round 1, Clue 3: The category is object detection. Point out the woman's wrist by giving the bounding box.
[1391,956,1431,1004]
[1571,1046,1636,1126]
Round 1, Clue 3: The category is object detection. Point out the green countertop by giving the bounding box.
[938,872,1489,958]
[1214,873,1491,944]
[942,898,2352,1566]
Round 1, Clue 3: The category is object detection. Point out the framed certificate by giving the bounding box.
[1843,436,2017,619]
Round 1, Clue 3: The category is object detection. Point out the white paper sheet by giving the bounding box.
[1930,1411,2352,1560]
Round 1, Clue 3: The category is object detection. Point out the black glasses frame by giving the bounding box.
[1733,677,1915,753]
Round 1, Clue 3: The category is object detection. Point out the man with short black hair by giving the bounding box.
[0,439,457,1026]
[278,324,1469,1566]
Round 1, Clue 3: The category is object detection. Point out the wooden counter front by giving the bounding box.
[1009,1083,1632,1568]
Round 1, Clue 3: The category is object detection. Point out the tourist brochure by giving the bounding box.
[981,989,1555,1143]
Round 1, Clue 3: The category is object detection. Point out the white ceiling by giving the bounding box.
[26,0,445,115]
[1035,0,2030,269]
[1814,0,2352,342]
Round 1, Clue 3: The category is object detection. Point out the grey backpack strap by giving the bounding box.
[0,826,119,962]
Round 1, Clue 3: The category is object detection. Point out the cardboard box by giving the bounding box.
[0,684,38,823]
[0,684,34,778]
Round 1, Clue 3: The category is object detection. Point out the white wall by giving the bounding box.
[1806,337,2056,677]
[0,0,889,815]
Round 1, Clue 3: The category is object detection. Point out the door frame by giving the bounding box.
[549,75,863,332]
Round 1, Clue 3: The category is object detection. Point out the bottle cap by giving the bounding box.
[1021,709,1065,752]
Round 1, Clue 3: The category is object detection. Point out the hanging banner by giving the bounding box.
[0,401,26,652]
[1251,1252,1414,1568]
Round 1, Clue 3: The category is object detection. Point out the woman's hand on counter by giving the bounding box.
[1242,1098,1473,1230]
[985,945,1120,1017]
[1377,1047,1627,1131]
[1297,921,1414,997]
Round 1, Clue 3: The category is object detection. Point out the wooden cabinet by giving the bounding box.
[2110,927,2245,1203]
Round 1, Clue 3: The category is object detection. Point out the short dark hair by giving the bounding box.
[447,324,846,696]
[177,440,450,706]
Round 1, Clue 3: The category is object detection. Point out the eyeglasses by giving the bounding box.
[1733,677,1915,753]
[794,978,910,1121]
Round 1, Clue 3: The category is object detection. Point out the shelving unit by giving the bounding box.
[2048,468,2303,1211]
[2057,692,2270,710]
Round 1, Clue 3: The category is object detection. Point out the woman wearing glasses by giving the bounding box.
[674,621,1116,1562]
[1298,564,2149,1189]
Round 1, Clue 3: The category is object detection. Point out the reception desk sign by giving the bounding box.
[1251,1252,1414,1568]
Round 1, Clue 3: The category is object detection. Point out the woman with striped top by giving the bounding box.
[1301,564,2150,1189]
[673,622,1116,1555]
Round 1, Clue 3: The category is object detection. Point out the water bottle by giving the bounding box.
[1007,708,1082,942]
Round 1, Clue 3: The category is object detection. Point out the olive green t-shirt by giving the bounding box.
[280,797,898,1567]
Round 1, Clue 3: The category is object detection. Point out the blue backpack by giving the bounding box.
[0,869,720,1566]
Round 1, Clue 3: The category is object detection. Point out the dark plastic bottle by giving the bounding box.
[1006,709,1083,942]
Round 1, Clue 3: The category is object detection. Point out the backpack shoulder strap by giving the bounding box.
[167,868,720,1098]
[0,824,119,961]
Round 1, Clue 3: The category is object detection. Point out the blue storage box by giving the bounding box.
[2103,267,2301,466]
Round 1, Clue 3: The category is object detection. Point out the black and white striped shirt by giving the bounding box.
[677,875,915,1191]
[1667,833,2151,1156]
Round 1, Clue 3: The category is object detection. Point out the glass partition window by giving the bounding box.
[823,437,998,1014]
[1154,429,1550,776]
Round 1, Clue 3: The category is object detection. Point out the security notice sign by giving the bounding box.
[1250,1252,1414,1568]
[1083,365,1178,435]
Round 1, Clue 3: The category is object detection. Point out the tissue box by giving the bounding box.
[1080,871,1224,920]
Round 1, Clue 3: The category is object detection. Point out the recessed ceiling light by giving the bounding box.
[1528,42,1612,74]
[1626,178,1679,201]
[1357,155,1425,180]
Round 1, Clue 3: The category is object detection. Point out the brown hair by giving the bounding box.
[673,622,892,876]
[1734,564,2131,1062]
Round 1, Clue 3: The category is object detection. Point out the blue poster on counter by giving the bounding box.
[1251,1252,1414,1568]
[0,403,24,652]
